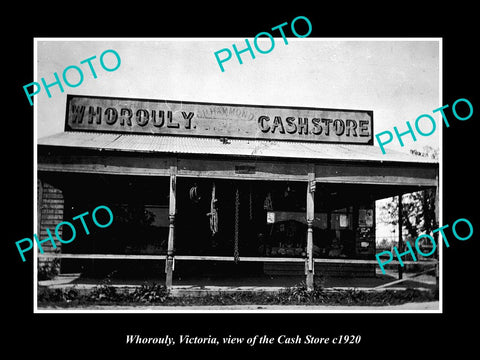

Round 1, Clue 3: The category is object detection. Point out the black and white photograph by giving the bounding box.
[6,8,478,356]
[32,38,442,313]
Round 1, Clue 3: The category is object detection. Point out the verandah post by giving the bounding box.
[165,162,177,289]
[306,168,315,291]
[397,194,403,280]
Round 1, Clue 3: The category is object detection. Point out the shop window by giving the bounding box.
[312,208,355,259]
[59,174,171,276]
[355,207,375,256]
[260,182,309,258]
[98,203,169,255]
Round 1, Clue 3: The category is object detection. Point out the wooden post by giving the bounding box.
[306,169,315,291]
[397,194,403,280]
[165,163,177,289]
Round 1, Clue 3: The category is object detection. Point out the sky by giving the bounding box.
[35,38,441,154]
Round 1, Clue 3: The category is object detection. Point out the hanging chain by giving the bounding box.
[234,187,240,263]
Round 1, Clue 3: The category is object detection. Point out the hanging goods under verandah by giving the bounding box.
[263,192,273,211]
[207,182,219,236]
[189,183,201,203]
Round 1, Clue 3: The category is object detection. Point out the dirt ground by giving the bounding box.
[41,267,437,290]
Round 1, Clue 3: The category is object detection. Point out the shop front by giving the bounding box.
[37,95,439,289]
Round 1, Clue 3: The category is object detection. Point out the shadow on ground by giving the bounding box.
[41,268,437,291]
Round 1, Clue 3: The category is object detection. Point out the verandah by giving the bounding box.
[37,167,437,290]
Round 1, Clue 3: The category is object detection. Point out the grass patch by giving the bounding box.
[37,279,438,308]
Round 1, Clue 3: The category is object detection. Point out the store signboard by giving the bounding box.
[65,95,373,144]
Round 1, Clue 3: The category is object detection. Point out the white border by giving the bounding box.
[33,37,443,314]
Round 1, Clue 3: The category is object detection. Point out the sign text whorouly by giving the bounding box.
[65,95,373,144]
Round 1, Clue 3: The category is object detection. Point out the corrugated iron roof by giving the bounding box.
[37,131,438,164]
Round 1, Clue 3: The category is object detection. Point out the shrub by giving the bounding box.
[87,283,119,302]
[130,283,169,303]
[86,271,121,302]
[278,279,326,304]
[37,258,60,281]
[38,286,79,303]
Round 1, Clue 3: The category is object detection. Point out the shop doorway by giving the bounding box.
[174,178,308,283]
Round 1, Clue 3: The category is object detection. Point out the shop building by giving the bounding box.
[37,95,439,289]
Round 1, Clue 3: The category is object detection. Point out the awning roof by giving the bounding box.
[38,131,438,164]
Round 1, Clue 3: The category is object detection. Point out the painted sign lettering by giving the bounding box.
[65,95,373,144]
